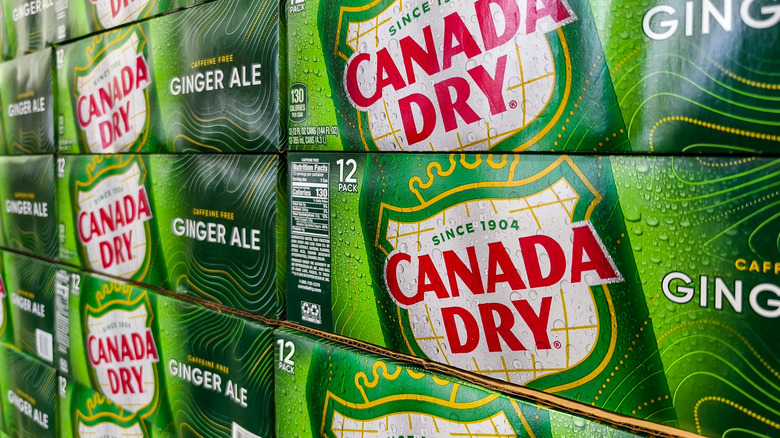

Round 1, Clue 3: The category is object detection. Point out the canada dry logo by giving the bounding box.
[75,31,151,153]
[90,0,153,30]
[380,158,622,384]
[340,0,576,150]
[322,361,520,437]
[76,162,153,278]
[76,393,145,437]
[85,292,159,414]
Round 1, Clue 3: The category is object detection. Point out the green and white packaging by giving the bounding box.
[286,0,780,154]
[0,49,54,155]
[0,155,57,260]
[160,296,275,438]
[0,344,57,437]
[49,0,214,44]
[285,0,626,152]
[54,272,276,437]
[3,252,76,365]
[54,272,173,433]
[57,154,285,317]
[276,328,650,438]
[0,0,56,57]
[286,151,780,436]
[56,0,284,153]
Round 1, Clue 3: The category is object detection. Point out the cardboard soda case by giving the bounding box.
[0,155,57,260]
[2,251,78,365]
[287,153,675,422]
[56,0,284,154]
[591,0,780,154]
[57,376,159,438]
[0,49,55,155]
[287,152,780,435]
[54,272,276,437]
[54,271,173,434]
[285,0,628,152]
[275,328,651,438]
[0,344,57,438]
[57,154,285,318]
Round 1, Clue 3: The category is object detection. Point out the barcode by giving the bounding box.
[232,422,261,438]
[36,329,53,363]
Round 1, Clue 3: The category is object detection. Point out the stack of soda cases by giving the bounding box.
[0,1,61,431]
[283,0,780,437]
[1,0,778,436]
[1,0,288,435]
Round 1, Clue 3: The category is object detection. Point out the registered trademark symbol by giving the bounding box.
[509,100,518,109]
[553,341,562,349]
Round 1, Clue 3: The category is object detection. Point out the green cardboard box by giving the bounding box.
[0,49,54,155]
[0,344,57,437]
[285,0,627,152]
[0,0,56,57]
[54,272,275,437]
[56,0,284,153]
[3,252,79,364]
[57,153,285,317]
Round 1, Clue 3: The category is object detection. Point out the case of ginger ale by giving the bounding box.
[0,343,57,438]
[287,152,780,436]
[288,0,780,155]
[54,272,275,437]
[285,0,628,152]
[57,375,159,438]
[612,154,780,437]
[0,0,57,57]
[57,153,286,318]
[56,0,284,153]
[275,328,648,438]
[0,155,57,260]
[2,251,78,366]
[0,49,55,155]
[49,0,216,45]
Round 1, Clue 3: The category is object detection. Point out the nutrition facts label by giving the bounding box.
[290,161,331,289]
